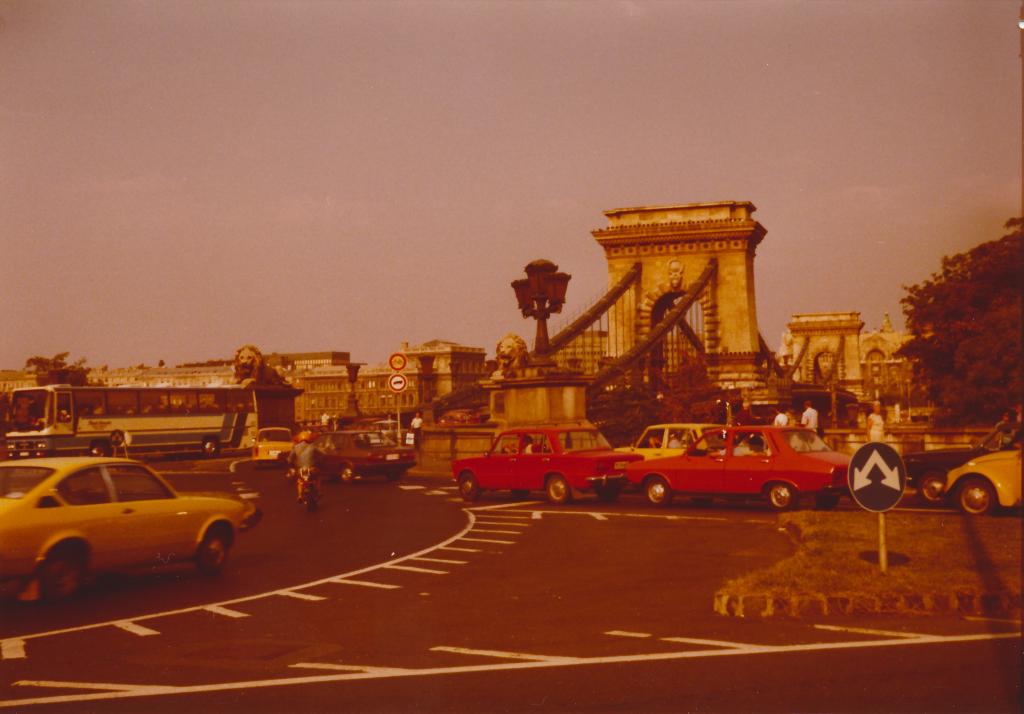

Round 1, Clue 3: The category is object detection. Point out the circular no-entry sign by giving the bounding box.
[387,373,408,393]
[847,442,908,512]
[388,352,408,372]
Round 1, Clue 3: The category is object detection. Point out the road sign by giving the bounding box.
[848,442,907,513]
[387,373,408,393]
[388,352,408,372]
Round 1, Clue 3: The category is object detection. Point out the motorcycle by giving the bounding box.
[289,466,322,512]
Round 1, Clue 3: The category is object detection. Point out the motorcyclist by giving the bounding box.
[288,431,322,502]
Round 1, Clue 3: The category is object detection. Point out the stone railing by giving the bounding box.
[824,425,992,456]
[410,425,498,477]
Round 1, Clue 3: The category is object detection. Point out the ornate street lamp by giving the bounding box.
[511,259,571,364]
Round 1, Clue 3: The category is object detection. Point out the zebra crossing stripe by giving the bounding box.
[1,640,26,660]
[114,621,160,637]
[203,605,250,619]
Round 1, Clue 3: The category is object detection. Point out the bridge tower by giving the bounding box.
[591,201,768,391]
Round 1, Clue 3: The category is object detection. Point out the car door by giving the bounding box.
[477,433,521,490]
[54,466,135,568]
[671,430,728,493]
[105,464,195,565]
[723,429,775,495]
[516,432,553,490]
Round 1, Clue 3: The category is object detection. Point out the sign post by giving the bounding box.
[847,442,908,574]
[387,352,408,444]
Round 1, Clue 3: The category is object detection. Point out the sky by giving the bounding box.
[1,0,1019,371]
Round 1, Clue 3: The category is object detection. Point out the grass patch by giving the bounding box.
[722,511,1021,600]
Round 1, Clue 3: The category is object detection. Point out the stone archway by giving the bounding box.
[592,201,766,390]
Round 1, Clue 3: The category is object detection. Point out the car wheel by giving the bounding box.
[957,477,997,516]
[340,466,356,483]
[545,474,573,505]
[458,471,481,502]
[766,482,799,511]
[814,493,840,510]
[644,475,673,507]
[201,438,220,458]
[38,548,87,601]
[918,471,947,504]
[195,525,232,575]
[594,482,621,503]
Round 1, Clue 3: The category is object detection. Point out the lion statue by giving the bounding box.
[233,345,287,387]
[492,333,529,379]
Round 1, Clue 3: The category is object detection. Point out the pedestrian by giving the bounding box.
[866,400,886,443]
[800,400,819,434]
[734,400,757,426]
[772,405,790,427]
[411,411,424,449]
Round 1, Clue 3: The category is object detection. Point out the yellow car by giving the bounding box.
[616,423,723,460]
[0,457,261,600]
[252,426,294,467]
[945,448,1022,515]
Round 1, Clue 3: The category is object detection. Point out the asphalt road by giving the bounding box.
[0,457,1018,713]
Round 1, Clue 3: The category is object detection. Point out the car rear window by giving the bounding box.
[0,466,54,499]
[557,430,610,452]
[259,428,292,442]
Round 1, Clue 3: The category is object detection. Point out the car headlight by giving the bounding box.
[35,441,48,449]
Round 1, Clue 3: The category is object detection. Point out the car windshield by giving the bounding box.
[0,466,54,499]
[259,428,292,442]
[557,430,610,452]
[8,389,49,432]
[356,431,397,447]
[784,429,832,453]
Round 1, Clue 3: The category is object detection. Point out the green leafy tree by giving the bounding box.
[24,352,91,386]
[587,382,663,447]
[898,219,1023,425]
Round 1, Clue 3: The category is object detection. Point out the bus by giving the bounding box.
[4,384,299,460]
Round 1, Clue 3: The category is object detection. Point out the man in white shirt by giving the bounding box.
[773,406,789,427]
[801,400,819,431]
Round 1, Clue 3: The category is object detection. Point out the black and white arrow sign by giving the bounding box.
[847,442,907,512]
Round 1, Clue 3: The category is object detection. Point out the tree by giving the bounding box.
[24,352,92,386]
[898,219,1023,425]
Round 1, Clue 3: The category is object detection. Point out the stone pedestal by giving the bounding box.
[484,367,593,427]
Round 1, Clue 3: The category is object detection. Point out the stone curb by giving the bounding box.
[713,590,1022,619]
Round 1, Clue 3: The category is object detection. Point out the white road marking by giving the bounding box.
[113,622,160,637]
[446,497,464,502]
[425,490,448,495]
[276,591,327,601]
[589,513,608,521]
[14,680,174,693]
[384,565,448,575]
[472,514,532,520]
[468,524,524,532]
[289,663,409,674]
[813,624,931,639]
[473,520,528,527]
[531,511,543,520]
[239,492,260,500]
[440,546,480,553]
[963,615,1022,625]
[1,640,26,660]
[330,579,400,590]
[459,537,515,545]
[605,631,651,639]
[661,636,761,649]
[203,605,250,619]
[399,485,425,490]
[430,646,584,663]
[1,632,1017,709]
[411,557,467,565]
[511,509,729,523]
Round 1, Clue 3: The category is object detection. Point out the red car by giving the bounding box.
[625,426,849,511]
[313,430,416,483]
[452,425,643,504]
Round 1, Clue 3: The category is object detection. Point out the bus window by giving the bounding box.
[75,390,105,417]
[168,392,197,415]
[225,391,251,413]
[107,390,139,416]
[197,391,225,414]
[55,392,73,426]
[139,391,170,415]
[10,390,48,431]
